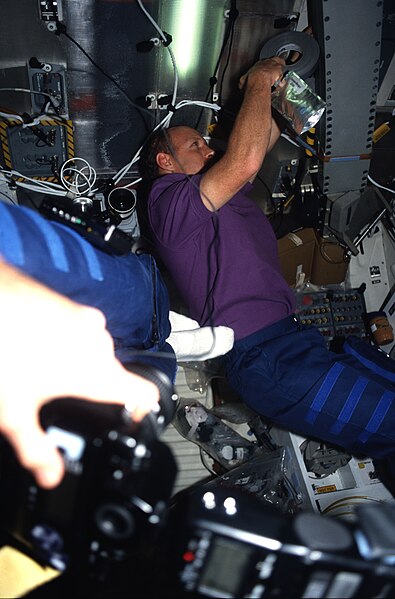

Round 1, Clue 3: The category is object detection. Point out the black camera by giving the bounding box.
[2,360,395,598]
[0,363,177,582]
[163,485,395,598]
[38,196,134,255]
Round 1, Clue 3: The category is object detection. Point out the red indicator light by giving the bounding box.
[183,551,195,562]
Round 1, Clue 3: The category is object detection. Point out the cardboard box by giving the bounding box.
[310,234,350,285]
[277,228,316,287]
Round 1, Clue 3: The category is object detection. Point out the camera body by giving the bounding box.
[38,196,134,255]
[0,370,177,576]
[1,365,395,597]
[165,485,395,598]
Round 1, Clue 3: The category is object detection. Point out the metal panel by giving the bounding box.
[153,0,228,132]
[307,0,383,197]
[0,0,303,180]
[0,1,66,114]
[215,0,301,102]
[60,0,161,175]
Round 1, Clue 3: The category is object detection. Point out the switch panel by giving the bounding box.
[0,118,74,179]
[295,288,368,347]
[28,63,68,117]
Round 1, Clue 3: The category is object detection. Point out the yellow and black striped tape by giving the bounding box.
[0,118,74,181]
[305,127,316,157]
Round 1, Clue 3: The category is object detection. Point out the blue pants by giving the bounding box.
[0,202,176,380]
[224,315,395,467]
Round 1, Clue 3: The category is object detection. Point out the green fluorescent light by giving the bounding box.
[169,0,205,76]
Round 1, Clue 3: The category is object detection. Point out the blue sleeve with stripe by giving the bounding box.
[0,202,174,370]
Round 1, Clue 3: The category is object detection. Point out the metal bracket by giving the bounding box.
[38,0,63,32]
[145,93,170,110]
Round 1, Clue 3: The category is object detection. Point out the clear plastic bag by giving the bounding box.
[173,398,258,470]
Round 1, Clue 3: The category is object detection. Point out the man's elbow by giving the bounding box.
[243,153,265,180]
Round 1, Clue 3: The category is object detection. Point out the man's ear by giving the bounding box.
[156,152,174,173]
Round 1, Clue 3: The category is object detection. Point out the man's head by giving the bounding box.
[139,126,215,180]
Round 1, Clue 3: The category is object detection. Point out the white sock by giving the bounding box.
[167,325,234,361]
[169,311,199,331]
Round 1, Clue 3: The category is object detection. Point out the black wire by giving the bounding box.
[194,0,239,130]
[217,14,237,108]
[58,28,154,122]
[199,212,221,328]
[272,208,284,236]
[58,22,226,340]
[256,173,273,199]
[213,1,239,97]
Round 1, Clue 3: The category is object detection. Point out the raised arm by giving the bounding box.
[200,56,285,211]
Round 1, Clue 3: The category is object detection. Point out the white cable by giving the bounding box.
[0,111,43,127]
[60,158,97,196]
[1,168,61,192]
[167,45,179,107]
[0,109,64,130]
[2,158,96,199]
[0,112,23,123]
[113,99,221,185]
[124,177,142,188]
[112,0,182,185]
[0,87,60,108]
[0,168,66,196]
[136,0,179,108]
[13,180,67,196]
[62,167,91,194]
[0,167,66,198]
[368,175,395,195]
[281,132,300,147]
[7,170,64,191]
[136,0,168,43]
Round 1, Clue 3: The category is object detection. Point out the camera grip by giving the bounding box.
[123,362,177,437]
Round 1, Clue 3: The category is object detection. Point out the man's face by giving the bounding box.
[164,126,215,175]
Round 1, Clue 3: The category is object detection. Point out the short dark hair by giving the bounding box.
[139,128,173,180]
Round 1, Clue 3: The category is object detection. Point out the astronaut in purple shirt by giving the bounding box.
[147,172,295,340]
[141,56,395,495]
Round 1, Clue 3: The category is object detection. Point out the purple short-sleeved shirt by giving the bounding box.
[148,173,295,340]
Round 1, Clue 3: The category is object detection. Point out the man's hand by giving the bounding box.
[238,56,285,92]
[199,56,285,211]
[0,261,160,488]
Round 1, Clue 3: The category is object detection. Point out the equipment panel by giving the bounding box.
[295,287,368,346]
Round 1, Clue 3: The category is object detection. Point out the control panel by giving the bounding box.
[0,118,73,179]
[295,288,368,346]
[28,62,68,117]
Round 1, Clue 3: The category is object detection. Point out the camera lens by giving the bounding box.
[95,504,135,540]
[107,188,136,218]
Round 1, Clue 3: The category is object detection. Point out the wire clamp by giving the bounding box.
[162,32,173,47]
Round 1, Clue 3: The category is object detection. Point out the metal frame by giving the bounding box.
[308,0,383,198]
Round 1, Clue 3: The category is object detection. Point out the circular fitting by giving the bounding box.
[107,187,136,219]
[94,504,135,540]
[259,31,320,78]
[73,196,93,213]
